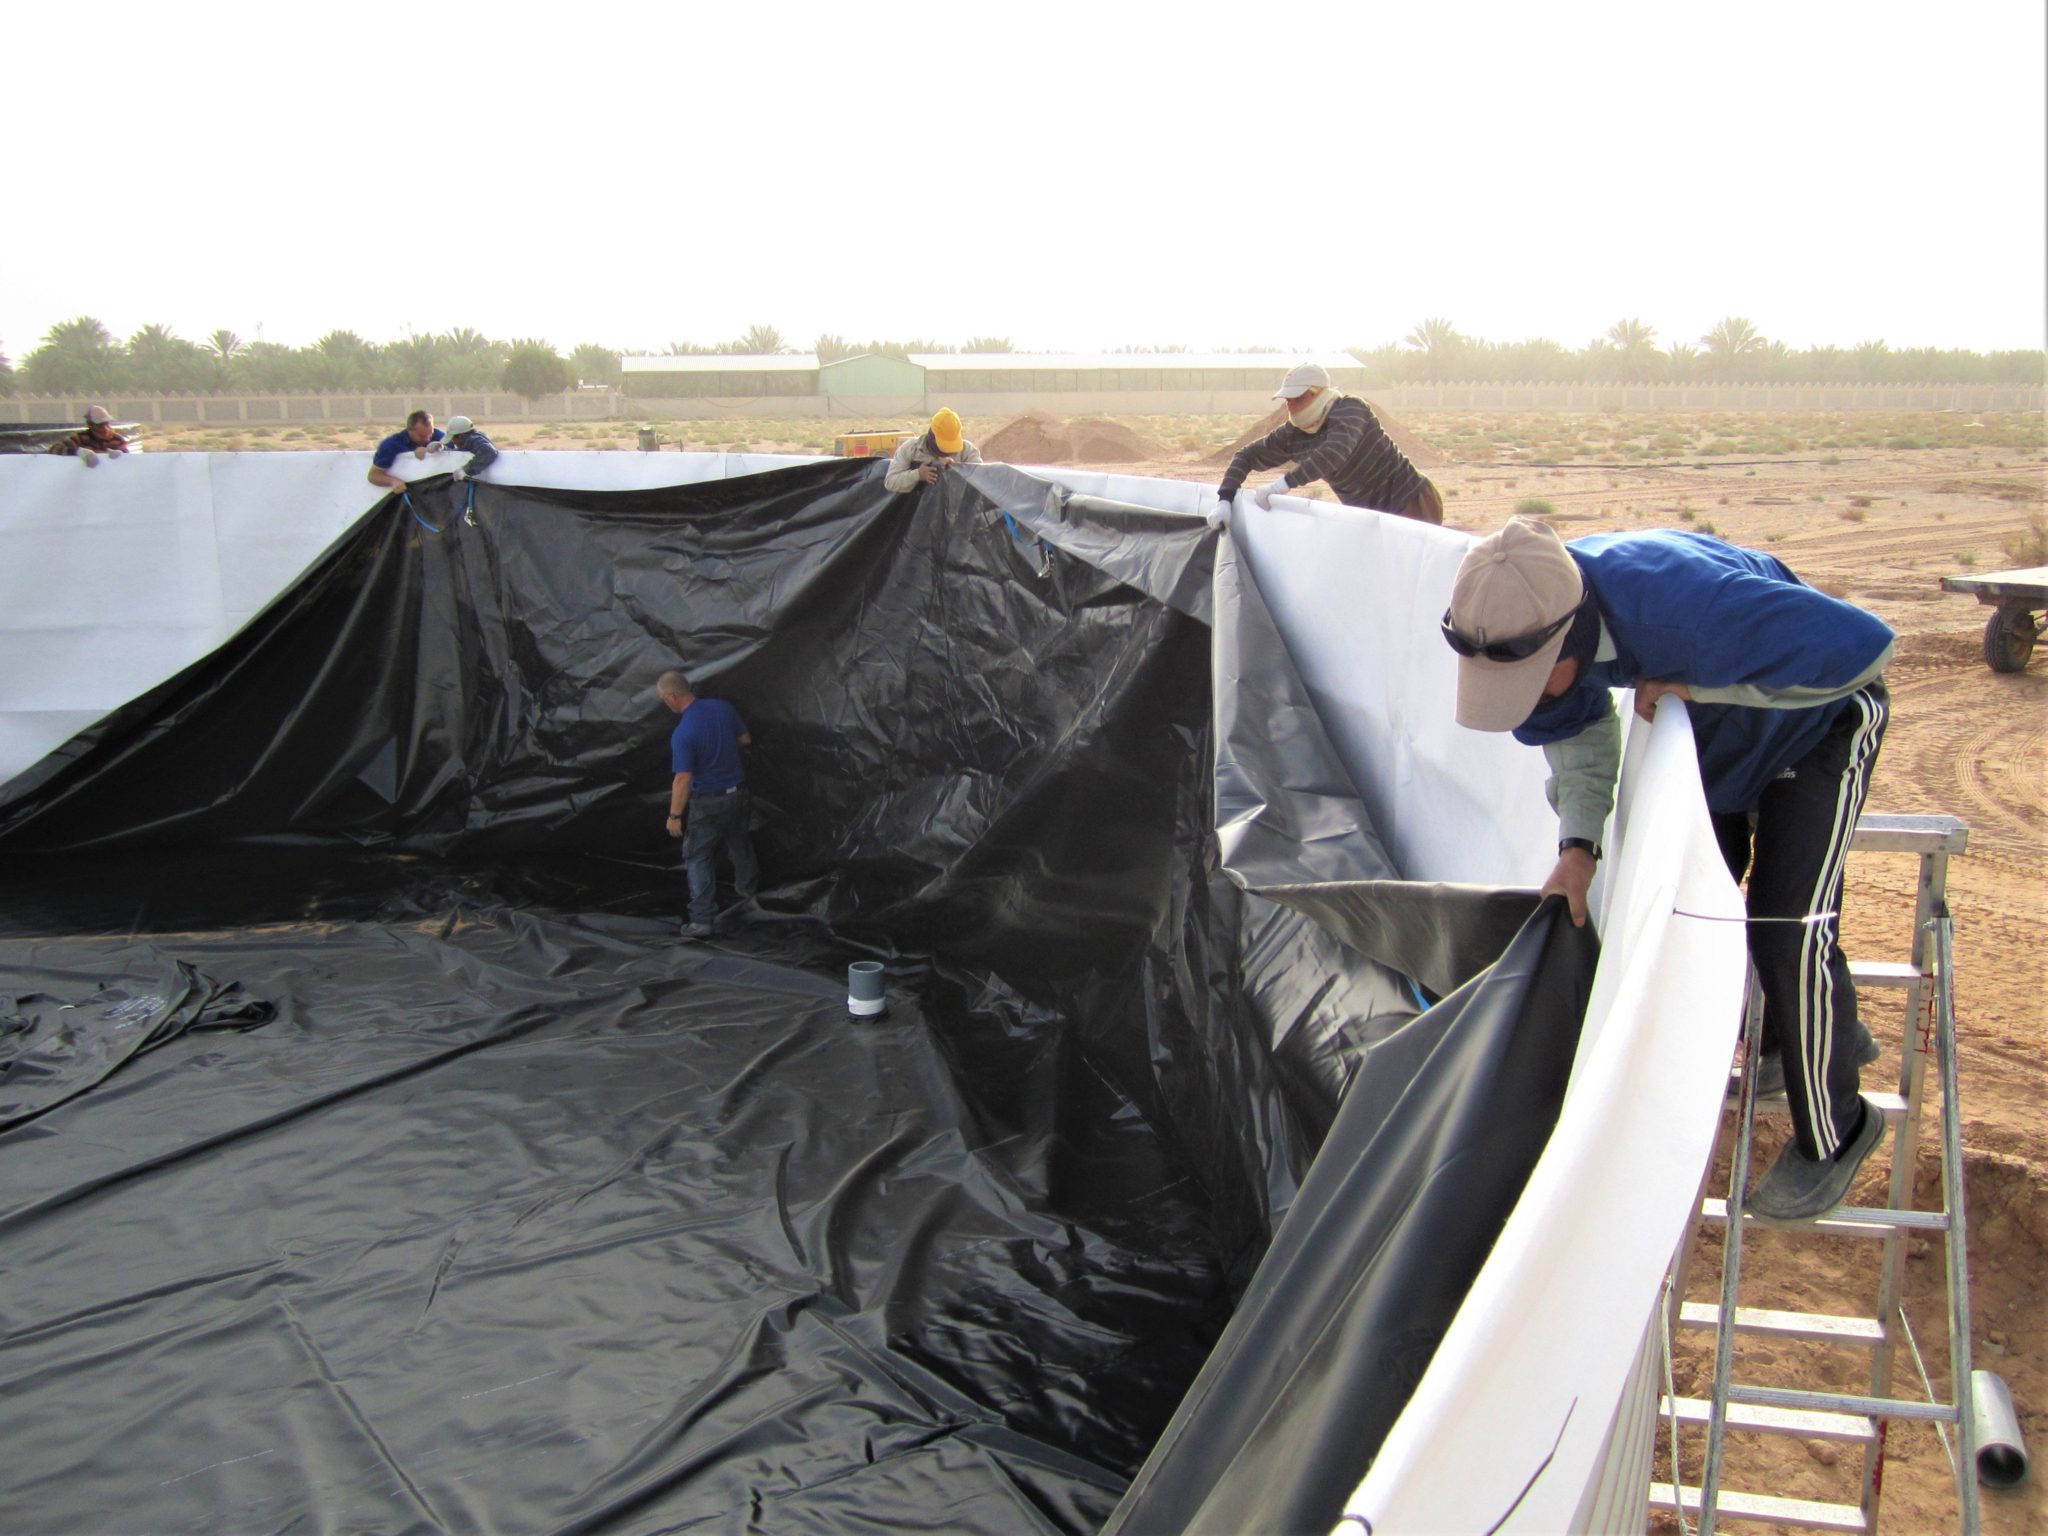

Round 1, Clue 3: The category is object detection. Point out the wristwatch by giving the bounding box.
[1559,836,1601,861]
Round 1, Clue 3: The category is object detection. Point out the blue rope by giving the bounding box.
[1000,509,1051,566]
[402,490,443,535]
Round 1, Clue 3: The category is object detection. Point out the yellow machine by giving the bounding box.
[832,429,915,459]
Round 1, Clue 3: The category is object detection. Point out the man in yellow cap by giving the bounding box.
[883,407,981,494]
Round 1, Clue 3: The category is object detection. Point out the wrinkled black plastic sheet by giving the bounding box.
[1101,899,1598,1535]
[0,459,1585,1534]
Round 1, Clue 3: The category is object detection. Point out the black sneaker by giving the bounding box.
[680,921,714,940]
[1743,1022,1882,1100]
[1747,1095,1886,1224]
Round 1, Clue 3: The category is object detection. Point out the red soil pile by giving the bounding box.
[982,412,1167,465]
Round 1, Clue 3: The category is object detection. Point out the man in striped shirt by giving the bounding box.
[1216,363,1443,523]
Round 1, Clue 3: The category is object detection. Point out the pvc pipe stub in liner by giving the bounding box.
[1973,1370,2029,1489]
[847,960,886,1018]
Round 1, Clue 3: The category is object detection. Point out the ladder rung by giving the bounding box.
[1849,812,1969,854]
[1729,1382,1961,1426]
[1661,1393,1877,1444]
[1847,959,1920,989]
[1741,1090,1907,1122]
[1701,1198,1949,1237]
[1650,1481,1868,1531]
[1679,1301,1886,1345]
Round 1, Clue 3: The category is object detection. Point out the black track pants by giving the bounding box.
[1711,681,1890,1160]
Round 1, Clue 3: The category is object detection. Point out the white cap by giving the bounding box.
[1272,362,1330,400]
[85,404,112,425]
[446,415,474,435]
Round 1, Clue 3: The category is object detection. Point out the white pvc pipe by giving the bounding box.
[1973,1370,2029,1489]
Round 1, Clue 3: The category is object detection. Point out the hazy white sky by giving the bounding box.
[9,0,2044,359]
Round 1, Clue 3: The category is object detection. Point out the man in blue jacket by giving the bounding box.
[657,669,760,939]
[1443,517,1894,1223]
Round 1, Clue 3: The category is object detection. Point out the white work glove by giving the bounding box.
[452,465,468,482]
[1251,478,1288,511]
[425,440,446,455]
[80,448,100,467]
[1207,496,1231,531]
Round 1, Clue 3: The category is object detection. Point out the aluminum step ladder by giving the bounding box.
[1650,812,1979,1533]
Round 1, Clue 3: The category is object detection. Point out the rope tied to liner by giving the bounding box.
[400,490,443,535]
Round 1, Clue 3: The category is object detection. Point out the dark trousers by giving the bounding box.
[1712,681,1889,1160]
[681,787,760,925]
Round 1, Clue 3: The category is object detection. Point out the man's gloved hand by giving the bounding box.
[425,440,446,455]
[1251,478,1289,511]
[452,465,468,482]
[1207,496,1231,531]
[79,448,100,467]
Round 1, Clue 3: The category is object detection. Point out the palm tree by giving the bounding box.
[1606,318,1656,353]
[311,329,375,390]
[731,323,788,356]
[1664,342,1700,379]
[963,336,1014,353]
[202,329,247,390]
[1700,316,1762,356]
[127,323,206,393]
[21,315,122,394]
[569,343,622,387]
[431,328,503,390]
[1600,318,1659,382]
[1700,316,1766,379]
[1404,317,1466,379]
[813,333,855,364]
[1852,340,1892,383]
[380,333,439,391]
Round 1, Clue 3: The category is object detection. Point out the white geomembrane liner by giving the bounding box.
[0,450,1739,1528]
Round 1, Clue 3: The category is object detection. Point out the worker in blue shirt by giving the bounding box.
[368,410,444,492]
[442,415,499,481]
[658,669,761,939]
[1443,517,1894,1224]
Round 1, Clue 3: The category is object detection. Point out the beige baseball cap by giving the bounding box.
[1447,517,1586,731]
[1271,362,1330,400]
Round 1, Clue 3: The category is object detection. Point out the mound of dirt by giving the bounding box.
[981,410,1068,464]
[1199,399,1448,471]
[981,412,1168,466]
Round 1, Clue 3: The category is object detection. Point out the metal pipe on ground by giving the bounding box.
[1973,1370,2029,1489]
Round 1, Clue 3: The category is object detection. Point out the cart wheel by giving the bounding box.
[1983,603,2039,673]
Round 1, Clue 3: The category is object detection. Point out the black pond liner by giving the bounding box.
[0,459,1591,1535]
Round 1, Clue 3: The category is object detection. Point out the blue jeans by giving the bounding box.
[680,787,759,924]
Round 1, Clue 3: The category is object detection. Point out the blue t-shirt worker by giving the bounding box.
[1443,517,1895,1226]
[658,669,760,939]
[368,409,445,492]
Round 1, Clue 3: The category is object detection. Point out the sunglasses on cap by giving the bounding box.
[1439,595,1585,663]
